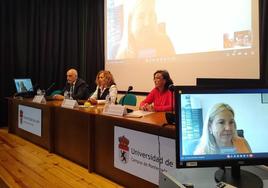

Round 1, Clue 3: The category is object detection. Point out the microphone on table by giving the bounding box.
[121,86,133,106]
[128,86,133,91]
[45,82,56,96]
[165,84,176,125]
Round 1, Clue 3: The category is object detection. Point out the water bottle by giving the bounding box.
[69,90,73,100]
[37,89,42,95]
[64,90,69,99]
[105,94,111,104]
[41,90,46,96]
[110,95,116,104]
[69,85,74,100]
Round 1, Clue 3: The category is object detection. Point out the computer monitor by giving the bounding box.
[175,86,268,188]
[14,78,34,93]
[196,78,263,87]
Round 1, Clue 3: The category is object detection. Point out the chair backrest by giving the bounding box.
[118,94,137,106]
[50,90,62,96]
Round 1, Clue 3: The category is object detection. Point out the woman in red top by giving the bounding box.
[140,70,173,112]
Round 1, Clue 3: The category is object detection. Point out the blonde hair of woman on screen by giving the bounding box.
[194,103,251,155]
[116,0,175,59]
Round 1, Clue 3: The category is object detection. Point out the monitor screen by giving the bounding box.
[175,86,268,187]
[14,78,34,93]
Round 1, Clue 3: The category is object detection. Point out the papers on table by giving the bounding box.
[97,100,106,104]
[124,110,154,118]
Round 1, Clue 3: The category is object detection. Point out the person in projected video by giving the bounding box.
[116,0,175,59]
[194,103,251,155]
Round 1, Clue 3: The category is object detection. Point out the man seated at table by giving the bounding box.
[53,68,90,100]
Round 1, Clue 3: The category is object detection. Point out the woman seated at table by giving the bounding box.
[139,70,173,112]
[88,70,117,105]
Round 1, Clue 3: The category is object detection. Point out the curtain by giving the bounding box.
[0,0,267,125]
[0,0,104,125]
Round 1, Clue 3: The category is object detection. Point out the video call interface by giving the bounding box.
[107,0,253,60]
[105,0,259,92]
[14,79,33,93]
[178,91,268,162]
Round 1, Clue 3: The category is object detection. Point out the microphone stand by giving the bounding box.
[121,86,133,106]
[121,86,133,113]
[45,82,55,96]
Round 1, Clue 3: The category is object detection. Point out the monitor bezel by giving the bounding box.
[14,78,34,93]
[175,85,268,169]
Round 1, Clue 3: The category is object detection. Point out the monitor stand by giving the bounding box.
[215,165,263,188]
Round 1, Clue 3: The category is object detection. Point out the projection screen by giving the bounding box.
[105,0,260,92]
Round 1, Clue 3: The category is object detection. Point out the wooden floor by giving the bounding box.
[0,127,123,188]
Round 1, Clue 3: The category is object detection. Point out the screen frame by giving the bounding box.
[104,0,261,92]
[14,78,34,93]
[175,85,268,169]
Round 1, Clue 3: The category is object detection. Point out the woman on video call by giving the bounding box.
[116,0,175,59]
[194,103,251,155]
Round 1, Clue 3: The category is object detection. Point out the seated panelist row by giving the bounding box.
[53,69,117,104]
[88,70,117,105]
[53,68,174,112]
[53,69,90,100]
[139,70,173,112]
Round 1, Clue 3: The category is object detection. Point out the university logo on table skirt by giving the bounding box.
[118,135,130,164]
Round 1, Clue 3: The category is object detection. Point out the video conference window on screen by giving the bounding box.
[14,79,34,93]
[107,0,253,61]
[179,92,268,161]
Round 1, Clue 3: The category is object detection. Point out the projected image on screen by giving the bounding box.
[105,0,259,92]
[107,0,252,60]
[180,93,268,159]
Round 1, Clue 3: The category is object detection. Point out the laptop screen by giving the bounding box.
[14,78,34,93]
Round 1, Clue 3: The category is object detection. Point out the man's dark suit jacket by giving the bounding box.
[64,78,90,100]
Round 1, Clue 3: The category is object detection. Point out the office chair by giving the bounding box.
[118,94,137,106]
[50,90,62,96]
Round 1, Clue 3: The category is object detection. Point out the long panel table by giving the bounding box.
[7,97,175,188]
[7,98,58,151]
[94,113,175,188]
